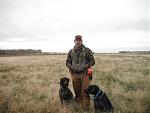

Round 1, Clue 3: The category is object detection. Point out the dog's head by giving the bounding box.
[60,77,70,88]
[84,85,100,96]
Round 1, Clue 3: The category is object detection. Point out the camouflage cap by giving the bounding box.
[75,35,82,41]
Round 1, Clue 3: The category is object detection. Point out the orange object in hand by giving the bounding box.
[87,68,92,75]
[87,67,93,80]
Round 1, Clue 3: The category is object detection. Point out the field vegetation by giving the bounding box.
[0,54,150,113]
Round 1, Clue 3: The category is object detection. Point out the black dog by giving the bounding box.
[59,77,74,104]
[84,85,114,113]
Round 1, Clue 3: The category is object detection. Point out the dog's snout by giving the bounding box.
[64,80,68,84]
[63,80,69,87]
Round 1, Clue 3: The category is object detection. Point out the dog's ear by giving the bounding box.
[67,78,69,83]
[60,78,63,85]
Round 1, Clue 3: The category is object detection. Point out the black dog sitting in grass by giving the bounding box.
[84,85,114,113]
[59,77,74,104]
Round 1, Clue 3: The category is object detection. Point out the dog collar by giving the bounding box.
[93,90,103,101]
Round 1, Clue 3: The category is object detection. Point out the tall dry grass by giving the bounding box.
[0,54,150,113]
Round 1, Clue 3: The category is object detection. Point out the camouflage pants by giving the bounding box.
[71,72,90,109]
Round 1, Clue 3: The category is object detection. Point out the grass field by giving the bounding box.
[0,54,150,113]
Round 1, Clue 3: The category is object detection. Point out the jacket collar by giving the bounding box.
[73,44,85,51]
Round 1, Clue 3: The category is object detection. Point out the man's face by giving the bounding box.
[74,38,83,47]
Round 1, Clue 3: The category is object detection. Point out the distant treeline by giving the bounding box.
[42,52,67,55]
[0,49,42,56]
[0,49,150,56]
[119,51,150,54]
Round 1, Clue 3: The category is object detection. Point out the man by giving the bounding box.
[66,35,95,111]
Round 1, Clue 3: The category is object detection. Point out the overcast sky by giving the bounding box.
[0,0,149,52]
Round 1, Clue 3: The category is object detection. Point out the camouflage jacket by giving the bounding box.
[66,44,95,74]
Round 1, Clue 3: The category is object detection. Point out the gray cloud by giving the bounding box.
[0,19,148,42]
[113,19,148,31]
